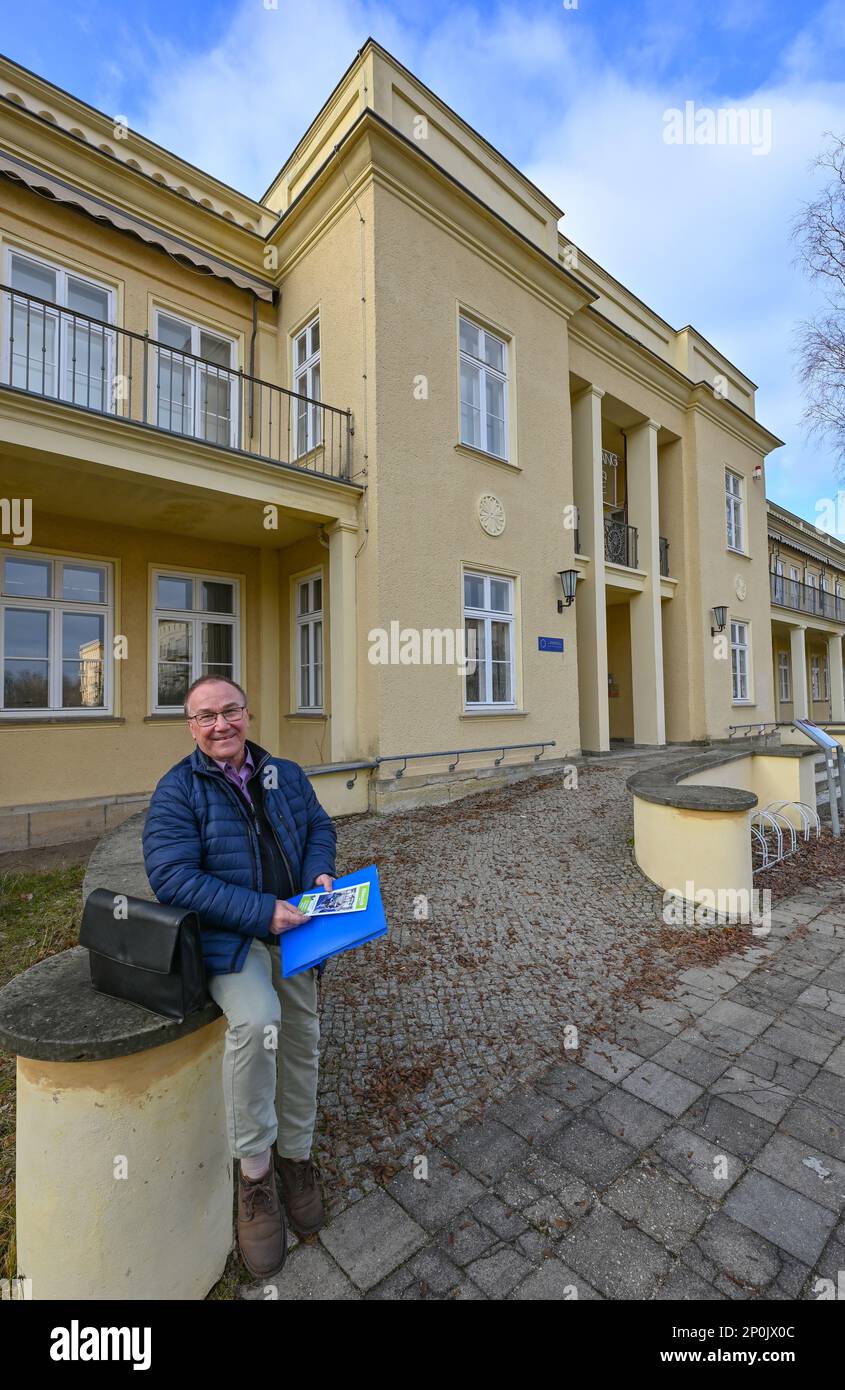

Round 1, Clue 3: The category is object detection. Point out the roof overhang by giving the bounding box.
[0,148,275,301]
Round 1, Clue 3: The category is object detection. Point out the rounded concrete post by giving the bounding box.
[0,946,232,1300]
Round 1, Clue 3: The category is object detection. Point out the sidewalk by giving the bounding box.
[247,879,845,1300]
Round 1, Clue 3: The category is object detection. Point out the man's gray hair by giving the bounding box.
[183,675,249,717]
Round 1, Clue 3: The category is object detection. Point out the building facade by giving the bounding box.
[0,40,790,847]
[769,501,845,726]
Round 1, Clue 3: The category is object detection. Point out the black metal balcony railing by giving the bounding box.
[0,285,352,481]
[659,535,670,577]
[604,516,638,569]
[770,570,844,621]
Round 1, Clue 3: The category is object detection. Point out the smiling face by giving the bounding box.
[185,678,251,765]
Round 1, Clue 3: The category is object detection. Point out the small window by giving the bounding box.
[777,650,790,703]
[292,315,321,456]
[295,573,323,711]
[152,571,239,711]
[459,315,509,460]
[1,550,111,714]
[725,469,744,552]
[811,653,821,702]
[730,619,750,703]
[463,570,516,708]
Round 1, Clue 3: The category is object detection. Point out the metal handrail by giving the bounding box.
[0,283,353,481]
[770,571,844,621]
[603,516,638,568]
[376,740,556,779]
[659,536,670,577]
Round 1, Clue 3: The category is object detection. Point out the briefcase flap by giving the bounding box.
[80,888,198,975]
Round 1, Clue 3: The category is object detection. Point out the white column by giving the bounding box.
[327,519,359,761]
[572,386,609,752]
[828,633,845,722]
[625,418,666,745]
[790,625,809,721]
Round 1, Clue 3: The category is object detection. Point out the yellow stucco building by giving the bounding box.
[0,39,805,849]
[769,500,845,727]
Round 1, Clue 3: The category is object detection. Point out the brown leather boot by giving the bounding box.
[274,1151,325,1236]
[237,1161,287,1278]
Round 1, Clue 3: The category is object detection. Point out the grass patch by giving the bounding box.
[0,864,84,1284]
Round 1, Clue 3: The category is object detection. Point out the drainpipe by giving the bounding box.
[247,289,258,441]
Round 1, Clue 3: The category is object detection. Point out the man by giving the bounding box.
[142,676,337,1280]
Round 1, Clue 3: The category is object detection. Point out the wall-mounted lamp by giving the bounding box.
[711,605,728,636]
[752,463,763,482]
[557,569,578,612]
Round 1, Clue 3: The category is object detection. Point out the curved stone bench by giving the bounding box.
[626,745,818,911]
[0,811,231,1300]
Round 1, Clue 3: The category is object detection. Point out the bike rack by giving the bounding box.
[764,800,820,842]
[751,799,820,874]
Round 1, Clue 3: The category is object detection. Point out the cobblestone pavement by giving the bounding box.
[312,755,747,1210]
[239,755,845,1299]
[252,867,845,1300]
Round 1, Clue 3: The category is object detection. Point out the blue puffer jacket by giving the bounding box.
[142,740,337,977]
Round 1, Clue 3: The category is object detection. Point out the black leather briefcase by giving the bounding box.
[79,888,209,1022]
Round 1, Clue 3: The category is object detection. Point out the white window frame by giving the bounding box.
[730,619,751,704]
[3,247,116,411]
[725,469,744,553]
[152,308,239,448]
[295,571,324,712]
[811,653,821,702]
[291,314,321,457]
[773,557,784,603]
[150,569,240,714]
[0,548,113,717]
[459,314,510,461]
[777,650,791,703]
[462,569,517,710]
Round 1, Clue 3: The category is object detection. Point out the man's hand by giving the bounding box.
[314,873,334,892]
[269,899,308,935]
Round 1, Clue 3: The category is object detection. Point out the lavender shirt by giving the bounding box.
[212,745,255,808]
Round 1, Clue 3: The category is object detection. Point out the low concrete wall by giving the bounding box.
[627,746,818,913]
[16,1018,232,1300]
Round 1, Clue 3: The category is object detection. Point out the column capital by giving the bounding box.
[325,518,359,537]
[574,384,605,402]
[624,417,661,436]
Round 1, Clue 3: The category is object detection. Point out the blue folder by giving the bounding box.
[278,864,387,977]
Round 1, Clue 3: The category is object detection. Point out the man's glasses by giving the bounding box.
[187,704,247,729]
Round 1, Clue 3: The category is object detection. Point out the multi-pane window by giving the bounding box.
[777,650,790,703]
[730,619,750,702]
[772,558,784,603]
[6,251,114,410]
[152,572,238,711]
[293,316,321,456]
[1,551,110,714]
[459,316,508,460]
[811,653,829,702]
[154,311,238,446]
[725,470,744,551]
[463,571,516,708]
[790,565,800,606]
[295,574,323,711]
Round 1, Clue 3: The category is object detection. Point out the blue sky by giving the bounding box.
[5,0,845,528]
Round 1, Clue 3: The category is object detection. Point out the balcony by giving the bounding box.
[770,571,844,621]
[0,285,352,482]
[604,516,638,569]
